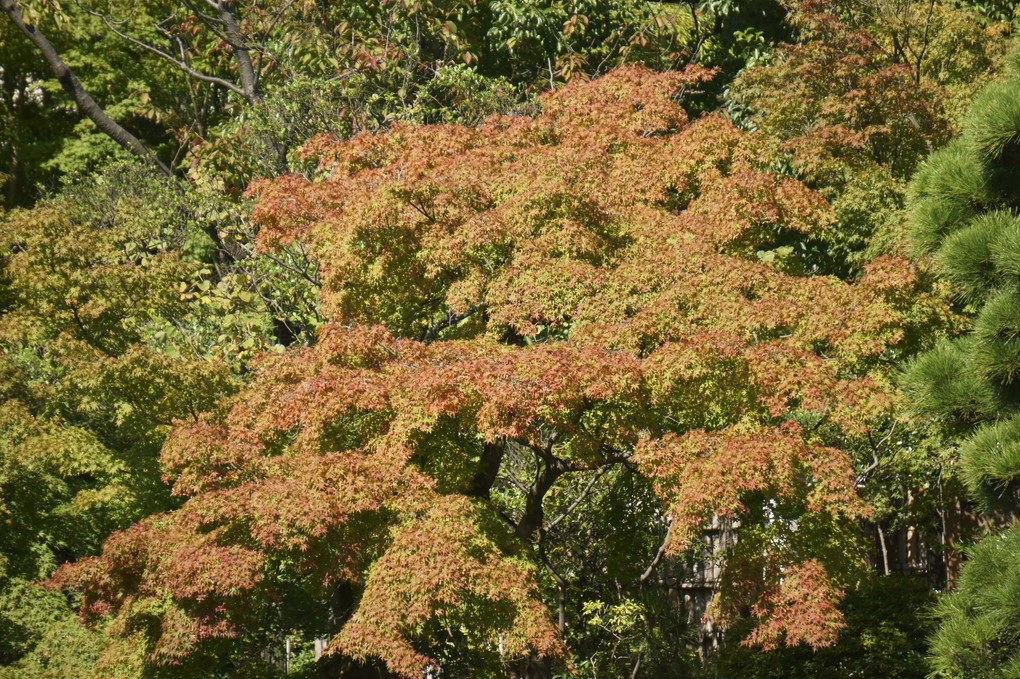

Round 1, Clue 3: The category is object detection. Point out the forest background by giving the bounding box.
[2,0,1020,677]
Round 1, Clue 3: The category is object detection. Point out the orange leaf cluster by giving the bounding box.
[57,65,953,673]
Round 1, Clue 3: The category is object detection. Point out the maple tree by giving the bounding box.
[728,0,1013,280]
[38,65,956,678]
[720,2,1003,581]
[708,574,935,678]
[2,1,1018,676]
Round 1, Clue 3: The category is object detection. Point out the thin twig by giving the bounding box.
[75,2,247,97]
[544,466,610,532]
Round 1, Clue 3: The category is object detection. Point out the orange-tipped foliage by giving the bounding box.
[744,559,848,650]
[56,65,952,674]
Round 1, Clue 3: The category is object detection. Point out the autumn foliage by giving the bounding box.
[52,65,953,675]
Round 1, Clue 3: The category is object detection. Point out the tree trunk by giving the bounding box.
[470,441,506,499]
[216,0,262,104]
[515,454,568,540]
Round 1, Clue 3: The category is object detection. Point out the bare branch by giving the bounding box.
[177,0,232,39]
[638,519,673,584]
[255,0,301,79]
[914,0,938,85]
[537,531,567,634]
[543,466,610,532]
[421,304,485,343]
[858,421,898,486]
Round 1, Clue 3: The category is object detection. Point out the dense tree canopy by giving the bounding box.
[2,1,1019,678]
[0,0,703,203]
[38,65,956,677]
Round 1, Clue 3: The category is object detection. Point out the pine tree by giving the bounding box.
[902,49,1020,678]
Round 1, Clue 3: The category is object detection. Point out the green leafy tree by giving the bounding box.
[1,0,695,202]
[900,46,1020,679]
[729,0,1009,276]
[0,164,240,674]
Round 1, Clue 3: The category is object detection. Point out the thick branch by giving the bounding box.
[215,0,261,103]
[469,441,506,499]
[1,0,170,175]
[515,451,571,541]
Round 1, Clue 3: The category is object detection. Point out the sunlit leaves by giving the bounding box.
[56,65,955,675]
